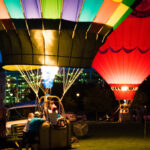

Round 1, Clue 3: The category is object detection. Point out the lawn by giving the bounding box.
[73,137,150,150]
[72,122,150,150]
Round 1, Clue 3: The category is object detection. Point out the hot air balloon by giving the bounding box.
[0,0,140,70]
[92,0,150,121]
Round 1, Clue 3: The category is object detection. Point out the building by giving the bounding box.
[4,68,104,104]
[0,69,5,106]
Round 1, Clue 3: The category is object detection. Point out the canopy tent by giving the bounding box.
[0,0,140,70]
[92,0,150,101]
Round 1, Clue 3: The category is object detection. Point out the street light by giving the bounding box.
[76,93,80,97]
[144,105,147,138]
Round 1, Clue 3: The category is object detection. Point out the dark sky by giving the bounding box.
[0,51,2,63]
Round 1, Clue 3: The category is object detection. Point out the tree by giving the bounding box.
[83,85,116,120]
[132,91,148,109]
[62,94,78,112]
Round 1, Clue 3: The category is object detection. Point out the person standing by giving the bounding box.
[23,113,34,150]
[28,111,45,150]
[48,101,58,126]
[23,112,34,133]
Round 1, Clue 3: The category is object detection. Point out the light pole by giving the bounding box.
[144,105,147,138]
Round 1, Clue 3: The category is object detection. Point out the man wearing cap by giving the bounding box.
[27,111,45,150]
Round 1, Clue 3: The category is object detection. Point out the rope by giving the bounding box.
[16,65,42,99]
[61,68,83,101]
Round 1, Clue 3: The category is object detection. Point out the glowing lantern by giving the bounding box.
[92,2,150,101]
[0,0,140,70]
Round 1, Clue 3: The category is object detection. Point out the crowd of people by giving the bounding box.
[23,100,66,150]
[0,100,66,150]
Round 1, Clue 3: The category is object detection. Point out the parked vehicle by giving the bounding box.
[6,104,37,147]
[66,112,77,122]
[76,113,87,121]
[66,112,87,122]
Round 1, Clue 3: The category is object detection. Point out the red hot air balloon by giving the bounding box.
[92,17,150,101]
[92,0,150,120]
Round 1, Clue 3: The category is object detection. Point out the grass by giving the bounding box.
[72,122,150,150]
[73,137,150,150]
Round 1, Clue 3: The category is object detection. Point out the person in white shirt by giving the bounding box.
[48,101,58,126]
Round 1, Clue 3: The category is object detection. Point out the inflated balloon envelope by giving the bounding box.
[0,0,141,70]
[92,1,150,101]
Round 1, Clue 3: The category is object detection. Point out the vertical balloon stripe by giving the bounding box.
[113,8,132,29]
[21,0,41,18]
[0,0,10,19]
[106,3,129,27]
[30,30,44,55]
[62,0,83,22]
[4,0,24,18]
[94,0,120,24]
[122,0,136,6]
[41,0,63,19]
[0,22,5,30]
[79,0,104,22]
[2,20,14,30]
[43,30,59,55]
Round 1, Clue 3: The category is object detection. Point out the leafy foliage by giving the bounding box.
[83,85,116,114]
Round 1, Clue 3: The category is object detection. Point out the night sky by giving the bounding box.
[0,51,2,63]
